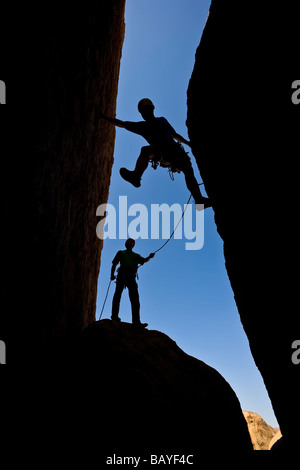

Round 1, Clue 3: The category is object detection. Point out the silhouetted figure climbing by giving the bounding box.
[111,238,155,327]
[100,99,211,209]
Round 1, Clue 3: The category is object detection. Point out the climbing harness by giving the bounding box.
[150,141,187,182]
[150,158,180,181]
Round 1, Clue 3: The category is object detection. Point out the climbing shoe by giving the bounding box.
[132,322,148,328]
[111,316,121,323]
[194,196,212,211]
[120,168,141,188]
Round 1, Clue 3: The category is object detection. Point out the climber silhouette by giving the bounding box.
[100,99,211,209]
[111,238,155,328]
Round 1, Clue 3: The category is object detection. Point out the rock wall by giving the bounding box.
[0,1,125,361]
[187,0,299,449]
[1,0,298,453]
[3,321,253,457]
[74,320,253,453]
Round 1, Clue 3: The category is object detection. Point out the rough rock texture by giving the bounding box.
[1,1,125,361]
[72,319,253,453]
[243,411,280,450]
[268,430,283,451]
[187,0,299,450]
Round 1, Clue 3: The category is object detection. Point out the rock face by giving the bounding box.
[269,430,283,451]
[74,320,252,453]
[187,0,299,449]
[1,0,297,454]
[243,411,280,450]
[0,1,125,361]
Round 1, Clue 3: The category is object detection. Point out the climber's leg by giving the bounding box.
[180,159,212,210]
[134,146,154,176]
[120,145,158,188]
[127,278,148,328]
[111,279,125,321]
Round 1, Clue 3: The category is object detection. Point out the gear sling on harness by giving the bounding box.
[150,141,188,181]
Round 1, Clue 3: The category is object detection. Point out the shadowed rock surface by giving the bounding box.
[187,0,299,450]
[73,319,253,453]
[0,1,125,361]
[1,0,298,457]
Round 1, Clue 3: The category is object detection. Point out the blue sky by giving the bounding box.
[96,0,278,428]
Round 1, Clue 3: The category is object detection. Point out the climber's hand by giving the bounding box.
[99,104,105,118]
[149,253,155,259]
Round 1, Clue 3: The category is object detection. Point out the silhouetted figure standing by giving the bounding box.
[111,238,155,327]
[100,99,211,209]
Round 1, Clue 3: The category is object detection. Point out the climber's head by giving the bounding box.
[138,98,155,120]
[125,238,135,251]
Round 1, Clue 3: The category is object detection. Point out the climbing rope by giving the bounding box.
[152,182,204,254]
[99,279,112,320]
[98,183,204,319]
[152,194,192,254]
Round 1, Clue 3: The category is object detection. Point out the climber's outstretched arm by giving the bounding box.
[99,107,126,128]
[173,132,191,147]
[102,114,125,128]
[143,253,155,263]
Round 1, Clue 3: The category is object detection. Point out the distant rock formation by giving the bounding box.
[73,319,253,453]
[268,430,283,450]
[243,411,281,450]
